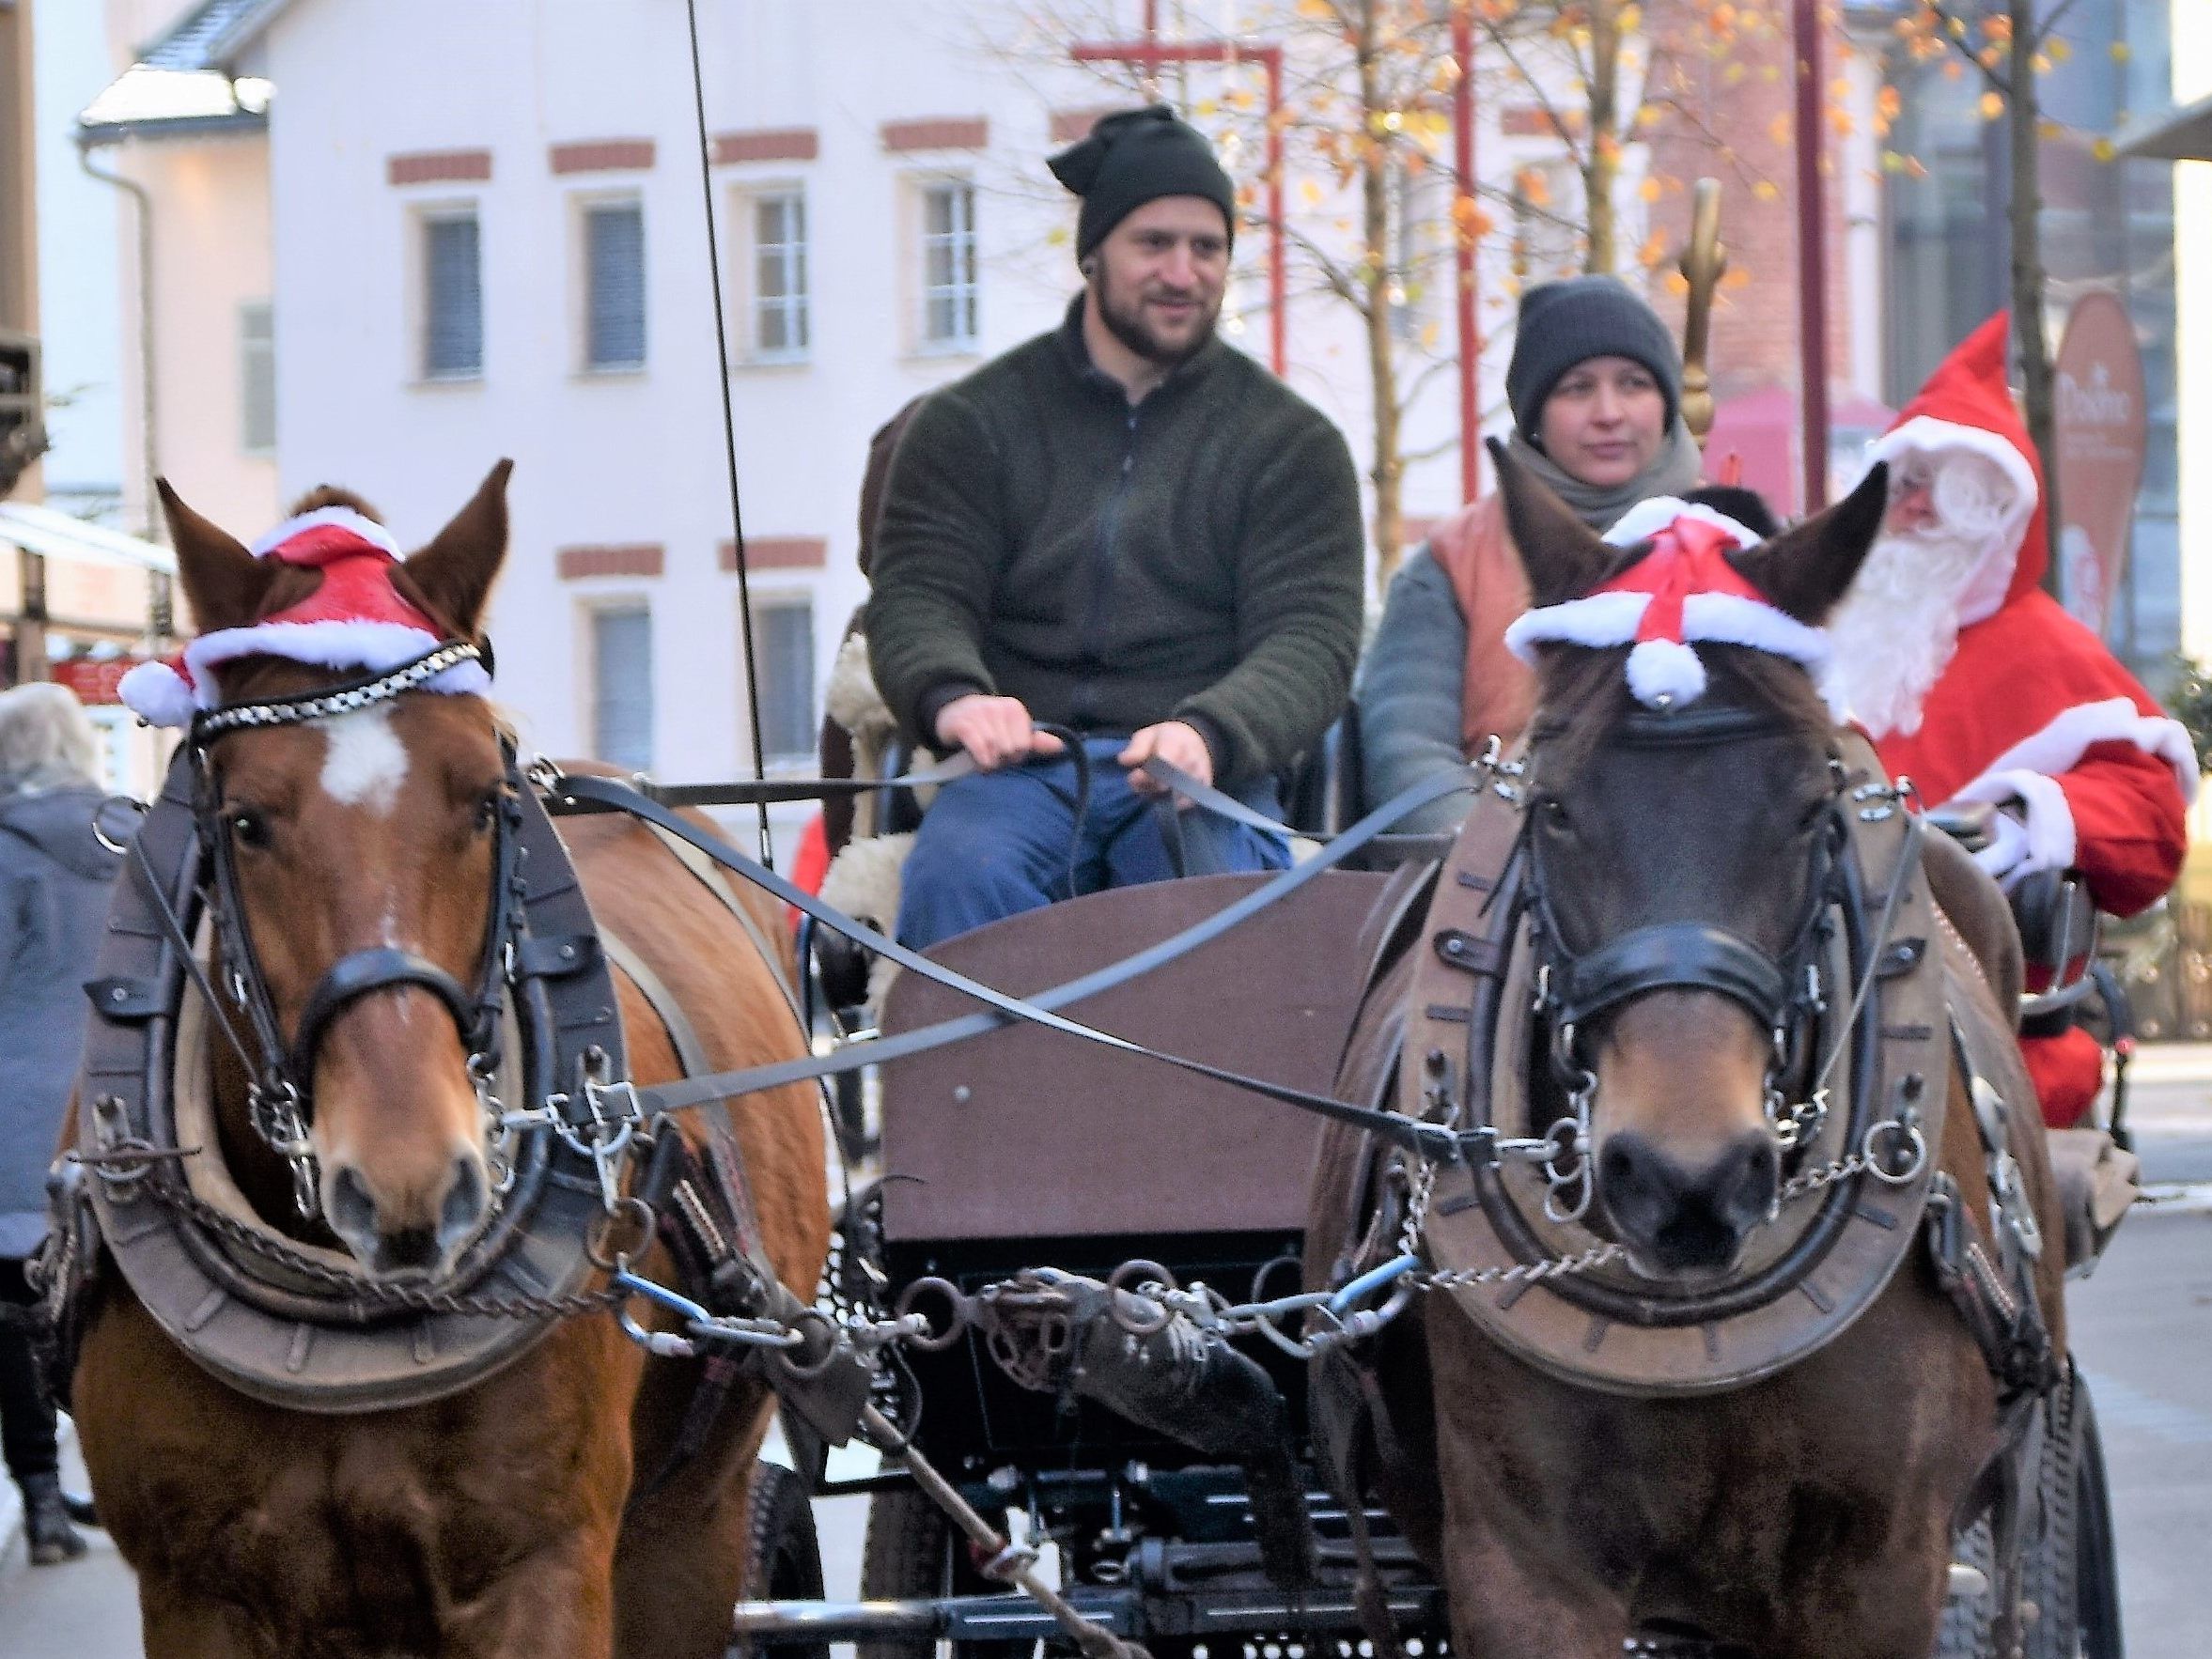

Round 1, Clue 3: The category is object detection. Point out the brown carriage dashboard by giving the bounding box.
[874,870,1391,1243]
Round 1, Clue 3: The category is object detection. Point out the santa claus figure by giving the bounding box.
[1823,313,2197,1127]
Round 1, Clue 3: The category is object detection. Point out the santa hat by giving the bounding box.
[1862,313,2045,624]
[1503,502,1823,708]
[119,505,492,727]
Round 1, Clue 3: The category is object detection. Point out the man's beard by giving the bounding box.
[1093,263,1220,367]
[1821,526,1986,738]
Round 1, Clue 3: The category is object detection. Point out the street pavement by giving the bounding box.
[5,1064,2211,1655]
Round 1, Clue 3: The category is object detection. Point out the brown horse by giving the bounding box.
[69,468,832,1657]
[1313,454,2067,1658]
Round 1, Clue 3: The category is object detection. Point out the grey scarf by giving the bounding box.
[1504,415,1704,531]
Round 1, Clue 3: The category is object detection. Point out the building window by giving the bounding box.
[239,301,275,454]
[584,200,646,371]
[422,209,483,380]
[919,180,978,350]
[752,190,809,359]
[750,600,815,765]
[591,605,653,774]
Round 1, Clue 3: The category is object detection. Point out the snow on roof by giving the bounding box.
[79,0,288,145]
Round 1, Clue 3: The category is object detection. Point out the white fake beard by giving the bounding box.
[1821,528,1985,738]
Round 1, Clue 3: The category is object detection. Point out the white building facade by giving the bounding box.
[93,0,1889,813]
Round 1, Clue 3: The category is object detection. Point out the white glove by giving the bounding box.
[1970,805,2033,888]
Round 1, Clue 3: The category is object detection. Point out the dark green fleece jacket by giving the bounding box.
[865,301,1363,786]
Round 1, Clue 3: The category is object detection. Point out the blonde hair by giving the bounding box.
[0,682,100,784]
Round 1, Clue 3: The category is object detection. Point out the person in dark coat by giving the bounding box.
[0,682,117,1564]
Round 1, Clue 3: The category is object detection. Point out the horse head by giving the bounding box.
[1493,443,1890,1279]
[161,464,514,1276]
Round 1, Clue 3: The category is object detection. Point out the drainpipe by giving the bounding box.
[75,138,169,643]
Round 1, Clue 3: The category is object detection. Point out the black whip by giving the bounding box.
[684,0,774,867]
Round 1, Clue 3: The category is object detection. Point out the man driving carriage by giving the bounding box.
[866,106,1363,949]
[1822,312,2197,1127]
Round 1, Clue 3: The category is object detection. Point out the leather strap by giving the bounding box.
[1551,922,1791,1030]
[289,947,476,1083]
[545,767,1486,1161]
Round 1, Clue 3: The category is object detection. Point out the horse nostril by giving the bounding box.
[327,1165,378,1251]
[437,1155,487,1253]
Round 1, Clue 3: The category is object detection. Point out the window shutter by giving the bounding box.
[592,607,654,773]
[750,602,816,761]
[586,203,646,369]
[424,214,483,379]
[239,302,276,453]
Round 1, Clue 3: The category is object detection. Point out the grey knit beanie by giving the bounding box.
[1049,105,1237,264]
[1506,275,1682,442]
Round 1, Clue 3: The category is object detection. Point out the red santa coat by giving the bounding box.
[1858,316,2195,1124]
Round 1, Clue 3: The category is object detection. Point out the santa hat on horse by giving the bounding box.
[119,505,491,727]
[1503,498,1825,708]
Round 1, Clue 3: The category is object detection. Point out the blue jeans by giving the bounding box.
[896,737,1291,950]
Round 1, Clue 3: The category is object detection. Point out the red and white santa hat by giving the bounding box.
[1861,312,2043,627]
[119,505,492,727]
[1503,498,1822,708]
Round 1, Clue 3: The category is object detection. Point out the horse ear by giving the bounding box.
[1487,438,1618,609]
[403,460,512,639]
[1728,461,1890,626]
[158,479,275,631]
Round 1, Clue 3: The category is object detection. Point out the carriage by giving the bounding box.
[717,683,2131,1659]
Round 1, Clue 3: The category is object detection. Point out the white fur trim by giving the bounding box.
[1603,497,1764,550]
[1863,415,2038,626]
[181,619,492,705]
[1625,638,1707,707]
[1679,593,1830,668]
[1951,767,2076,883]
[1503,591,1650,663]
[825,632,896,741]
[117,659,199,728]
[1957,695,2200,806]
[248,505,403,561]
[818,830,916,1011]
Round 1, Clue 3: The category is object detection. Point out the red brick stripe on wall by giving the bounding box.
[1050,107,1120,144]
[721,537,826,571]
[557,544,664,581]
[881,117,989,153]
[387,149,492,187]
[551,139,656,176]
[713,128,819,164]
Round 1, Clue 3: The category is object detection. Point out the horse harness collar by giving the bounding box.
[44,643,798,1415]
[1368,715,2047,1397]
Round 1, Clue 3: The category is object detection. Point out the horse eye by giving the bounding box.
[228,806,272,849]
[1541,797,1571,829]
[473,792,504,834]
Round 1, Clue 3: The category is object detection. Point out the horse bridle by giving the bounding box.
[1518,703,1855,1219]
[185,642,522,1219]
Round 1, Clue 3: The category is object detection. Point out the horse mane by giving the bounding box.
[1534,645,1836,780]
[288,484,384,522]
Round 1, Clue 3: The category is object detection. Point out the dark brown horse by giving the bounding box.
[1313,454,2066,1657]
[70,469,833,1657]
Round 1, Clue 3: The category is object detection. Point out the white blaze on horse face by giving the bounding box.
[319,706,411,818]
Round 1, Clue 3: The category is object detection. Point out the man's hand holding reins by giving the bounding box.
[1120,721,1213,799]
[933,693,1066,770]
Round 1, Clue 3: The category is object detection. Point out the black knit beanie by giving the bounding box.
[1506,275,1683,442]
[1048,105,1237,264]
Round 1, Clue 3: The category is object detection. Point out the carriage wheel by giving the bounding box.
[732,1461,831,1659]
[859,1484,1032,1659]
[1933,1508,1999,1659]
[2021,1365,2125,1659]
